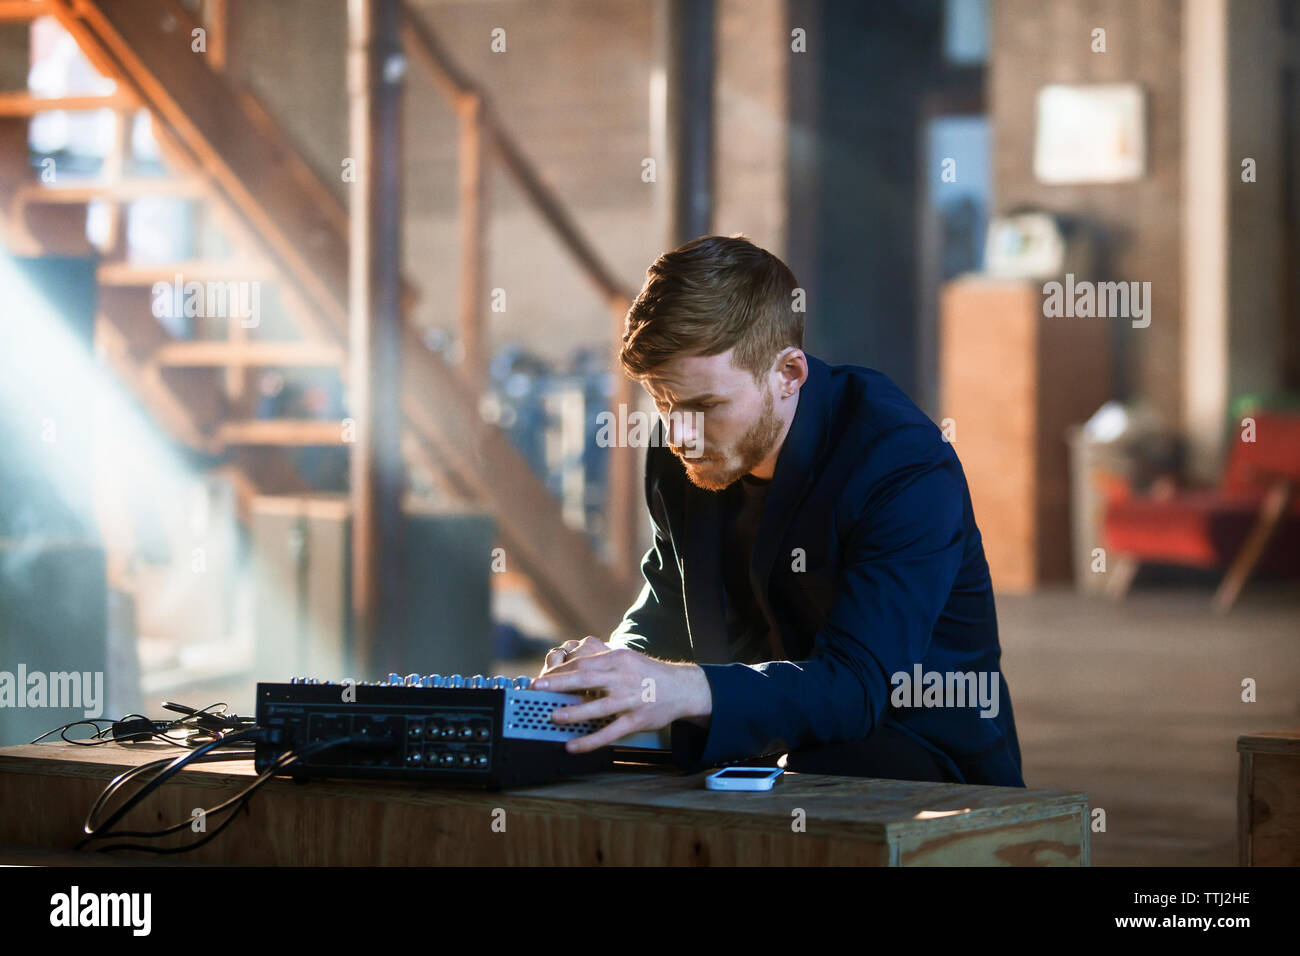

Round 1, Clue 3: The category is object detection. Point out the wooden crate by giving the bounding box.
[1238,729,1300,865]
[0,742,1089,866]
[939,276,1111,591]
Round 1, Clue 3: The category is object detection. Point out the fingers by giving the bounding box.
[533,662,613,692]
[565,713,641,753]
[574,635,605,655]
[551,693,638,724]
[540,637,612,677]
[539,639,582,676]
[535,648,627,687]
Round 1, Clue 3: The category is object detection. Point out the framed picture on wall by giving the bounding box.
[1033,83,1146,184]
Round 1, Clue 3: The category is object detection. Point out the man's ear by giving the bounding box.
[774,348,808,397]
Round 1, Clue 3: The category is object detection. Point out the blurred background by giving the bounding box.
[0,0,1297,865]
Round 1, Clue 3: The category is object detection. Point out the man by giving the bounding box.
[534,234,1024,787]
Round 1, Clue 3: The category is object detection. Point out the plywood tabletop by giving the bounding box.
[1237,729,1300,754]
[0,741,1087,842]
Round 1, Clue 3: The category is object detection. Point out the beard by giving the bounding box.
[674,386,783,491]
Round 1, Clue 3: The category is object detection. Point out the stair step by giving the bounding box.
[16,178,206,204]
[216,420,349,447]
[0,1,51,22]
[0,92,134,116]
[98,261,274,285]
[153,341,344,368]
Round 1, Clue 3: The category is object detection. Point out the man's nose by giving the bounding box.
[664,410,699,452]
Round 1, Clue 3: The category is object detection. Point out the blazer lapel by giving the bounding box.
[682,483,732,664]
[749,355,832,658]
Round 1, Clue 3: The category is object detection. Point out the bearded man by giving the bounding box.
[533,234,1024,787]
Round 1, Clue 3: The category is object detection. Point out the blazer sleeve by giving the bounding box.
[672,425,967,770]
[606,451,694,662]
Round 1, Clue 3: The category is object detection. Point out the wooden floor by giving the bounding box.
[996,584,1300,866]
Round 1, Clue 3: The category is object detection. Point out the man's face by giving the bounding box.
[640,348,785,491]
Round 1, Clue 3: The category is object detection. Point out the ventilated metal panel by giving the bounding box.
[502,688,611,741]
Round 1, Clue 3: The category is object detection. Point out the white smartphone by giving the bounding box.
[705,766,784,791]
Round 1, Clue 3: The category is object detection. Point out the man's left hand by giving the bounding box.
[533,648,712,753]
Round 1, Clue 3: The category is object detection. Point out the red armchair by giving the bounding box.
[1102,411,1300,610]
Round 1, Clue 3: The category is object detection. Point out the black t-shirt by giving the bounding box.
[721,473,775,664]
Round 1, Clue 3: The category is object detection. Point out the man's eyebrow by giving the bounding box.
[654,391,720,404]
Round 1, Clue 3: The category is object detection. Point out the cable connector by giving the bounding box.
[111,718,172,742]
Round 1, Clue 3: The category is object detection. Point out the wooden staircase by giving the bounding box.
[0,0,640,639]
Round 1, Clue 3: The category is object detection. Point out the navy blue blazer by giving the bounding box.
[608,354,1025,787]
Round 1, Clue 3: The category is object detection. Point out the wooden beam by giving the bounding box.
[216,419,349,447]
[398,3,478,105]
[152,340,344,368]
[0,92,134,115]
[206,0,227,71]
[0,0,48,21]
[97,260,272,284]
[15,178,204,203]
[96,107,131,259]
[349,0,407,672]
[457,93,486,389]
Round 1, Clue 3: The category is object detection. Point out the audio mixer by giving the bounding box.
[255,673,670,788]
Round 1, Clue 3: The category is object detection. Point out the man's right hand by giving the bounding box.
[539,636,607,677]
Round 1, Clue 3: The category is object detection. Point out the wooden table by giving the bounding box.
[0,742,1090,865]
[1237,728,1300,866]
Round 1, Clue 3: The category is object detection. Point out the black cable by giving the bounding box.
[74,727,264,849]
[29,718,114,745]
[84,748,293,844]
[29,702,254,749]
[80,735,363,854]
[79,749,256,842]
[91,746,323,855]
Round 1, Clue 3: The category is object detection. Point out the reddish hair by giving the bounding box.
[619,234,803,382]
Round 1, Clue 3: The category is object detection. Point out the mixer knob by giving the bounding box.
[403,673,419,686]
[388,673,403,685]
[449,674,465,688]
[512,676,531,690]
[491,676,510,689]
[469,675,487,688]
